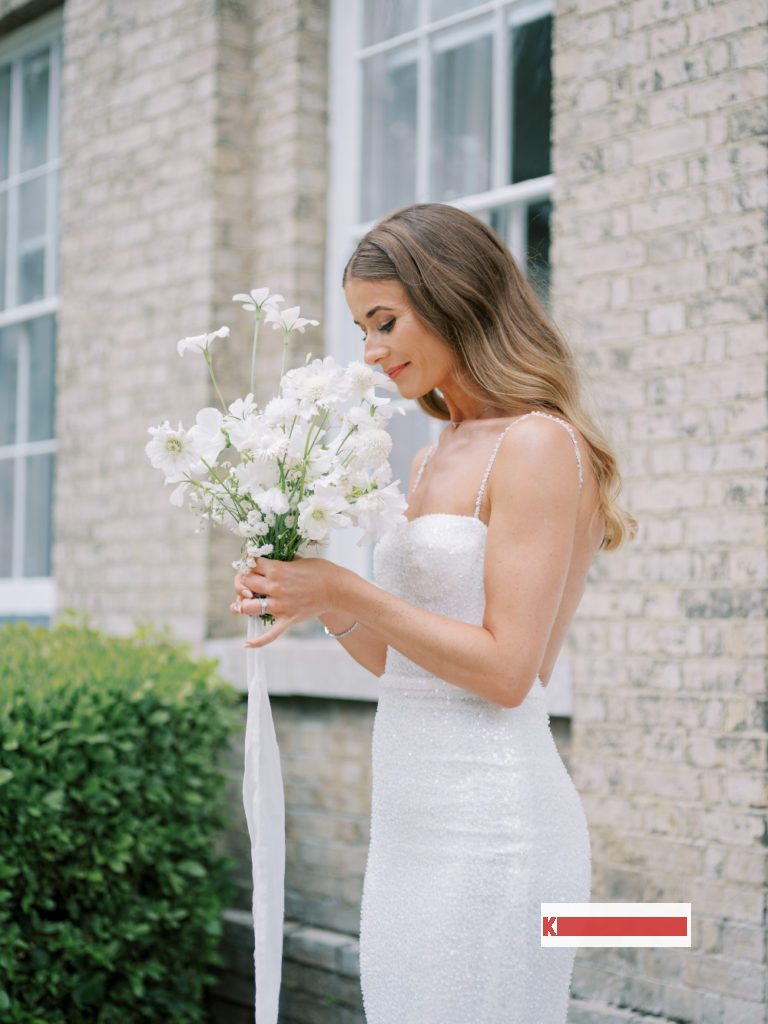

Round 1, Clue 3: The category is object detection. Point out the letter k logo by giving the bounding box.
[543,916,557,937]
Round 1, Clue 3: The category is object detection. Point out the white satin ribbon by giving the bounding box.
[242,613,285,1022]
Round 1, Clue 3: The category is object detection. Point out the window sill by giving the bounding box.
[203,633,382,701]
[203,634,573,714]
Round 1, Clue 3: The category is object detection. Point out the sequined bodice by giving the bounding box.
[372,411,584,693]
[373,514,489,684]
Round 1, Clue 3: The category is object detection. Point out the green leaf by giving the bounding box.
[0,768,13,787]
[42,789,65,811]
[178,860,206,879]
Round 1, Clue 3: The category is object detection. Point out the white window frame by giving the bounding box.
[0,9,63,623]
[326,0,554,573]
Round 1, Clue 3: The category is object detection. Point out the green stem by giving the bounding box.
[250,317,260,396]
[280,329,291,379]
[199,456,249,520]
[203,349,228,413]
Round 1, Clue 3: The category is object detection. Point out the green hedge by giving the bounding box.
[0,612,243,1023]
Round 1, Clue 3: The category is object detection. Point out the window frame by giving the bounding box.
[0,8,62,623]
[325,0,554,580]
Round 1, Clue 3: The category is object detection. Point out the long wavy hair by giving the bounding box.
[342,202,637,551]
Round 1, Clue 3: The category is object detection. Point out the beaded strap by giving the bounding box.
[411,441,438,496]
[473,410,583,518]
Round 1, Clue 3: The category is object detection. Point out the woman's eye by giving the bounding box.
[360,319,395,342]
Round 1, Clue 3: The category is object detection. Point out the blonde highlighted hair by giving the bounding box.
[343,202,637,551]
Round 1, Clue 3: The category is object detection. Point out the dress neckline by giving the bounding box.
[402,512,488,530]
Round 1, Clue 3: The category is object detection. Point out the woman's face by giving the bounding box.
[344,276,455,399]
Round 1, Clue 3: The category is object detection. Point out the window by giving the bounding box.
[326,0,554,581]
[0,11,61,626]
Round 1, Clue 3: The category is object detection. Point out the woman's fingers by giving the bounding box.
[233,572,253,599]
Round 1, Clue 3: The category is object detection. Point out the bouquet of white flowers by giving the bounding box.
[145,287,409,625]
[145,287,408,1023]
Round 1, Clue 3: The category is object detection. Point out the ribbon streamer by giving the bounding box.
[242,613,285,1022]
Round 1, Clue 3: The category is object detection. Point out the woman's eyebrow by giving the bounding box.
[353,305,394,326]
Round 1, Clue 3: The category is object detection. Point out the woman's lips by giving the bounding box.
[388,362,410,379]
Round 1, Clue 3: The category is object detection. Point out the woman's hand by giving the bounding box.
[231,554,343,648]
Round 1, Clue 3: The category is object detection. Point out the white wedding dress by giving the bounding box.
[359,411,592,1024]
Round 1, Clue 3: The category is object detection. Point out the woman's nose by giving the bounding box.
[363,338,389,366]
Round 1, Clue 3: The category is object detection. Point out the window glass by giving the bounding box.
[0,321,16,445]
[430,0,485,20]
[23,451,54,576]
[0,459,12,575]
[526,198,551,304]
[0,64,10,180]
[431,23,493,201]
[511,15,552,183]
[0,192,6,308]
[27,313,56,442]
[20,47,49,172]
[361,46,418,221]
[362,0,418,46]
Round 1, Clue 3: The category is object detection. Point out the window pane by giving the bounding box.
[430,0,485,20]
[362,0,418,46]
[0,323,18,445]
[19,174,46,242]
[27,314,56,442]
[511,16,552,183]
[527,198,551,305]
[478,201,551,305]
[23,451,54,576]
[431,27,492,201]
[361,47,418,221]
[0,191,6,310]
[0,64,10,181]
[19,248,45,304]
[0,457,12,575]
[21,47,49,172]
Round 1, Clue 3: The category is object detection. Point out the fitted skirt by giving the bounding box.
[359,674,591,1024]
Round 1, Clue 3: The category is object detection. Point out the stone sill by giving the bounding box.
[203,635,573,715]
[204,635,381,702]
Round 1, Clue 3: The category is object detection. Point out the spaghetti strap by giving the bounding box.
[473,410,583,518]
[411,441,438,496]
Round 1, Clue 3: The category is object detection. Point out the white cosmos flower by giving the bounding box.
[264,304,319,335]
[251,487,291,516]
[297,485,352,542]
[233,457,281,494]
[232,288,285,315]
[348,481,409,546]
[177,325,230,357]
[188,407,227,465]
[228,417,289,462]
[169,481,191,507]
[145,420,205,482]
[227,392,258,419]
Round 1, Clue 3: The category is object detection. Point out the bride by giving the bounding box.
[231,202,637,1023]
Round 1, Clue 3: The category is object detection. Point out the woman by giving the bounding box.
[232,203,637,1023]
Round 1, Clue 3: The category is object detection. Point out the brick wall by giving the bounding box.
[552,0,767,1020]
[207,0,329,641]
[55,0,220,643]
